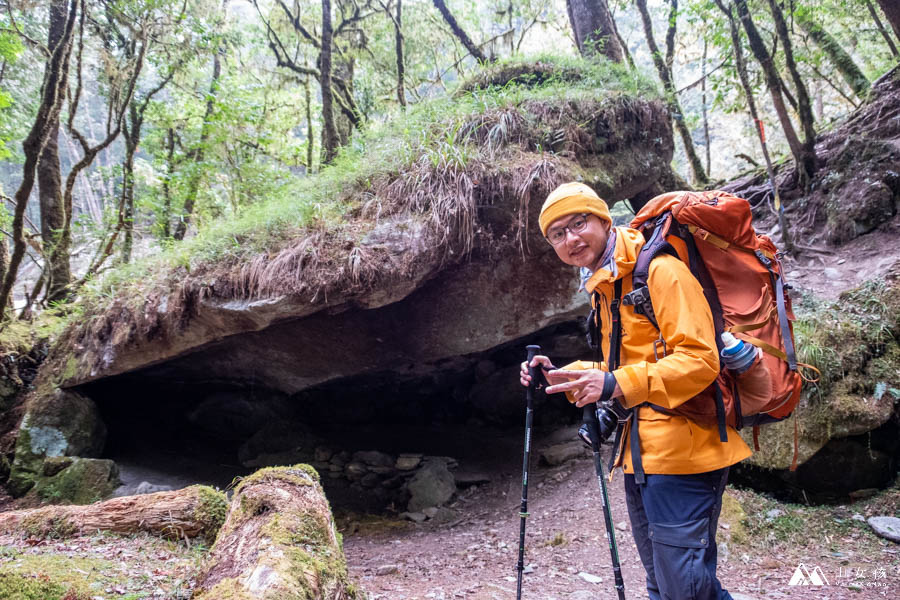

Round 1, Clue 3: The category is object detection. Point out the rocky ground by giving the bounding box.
[342,438,900,600]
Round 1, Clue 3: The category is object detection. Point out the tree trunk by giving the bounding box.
[0,485,227,541]
[121,105,139,263]
[192,466,355,600]
[304,75,315,173]
[162,128,175,238]
[432,0,488,63]
[875,0,900,42]
[565,0,624,63]
[867,0,899,57]
[635,0,708,185]
[766,0,816,184]
[664,0,677,74]
[701,39,711,175]
[715,0,794,252]
[174,46,221,240]
[734,0,812,188]
[0,0,77,318]
[797,11,869,98]
[38,0,72,304]
[395,0,406,108]
[321,0,339,164]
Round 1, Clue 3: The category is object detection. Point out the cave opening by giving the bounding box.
[79,321,589,513]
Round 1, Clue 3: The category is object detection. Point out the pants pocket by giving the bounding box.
[650,517,718,600]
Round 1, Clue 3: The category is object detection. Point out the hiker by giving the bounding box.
[520,182,752,600]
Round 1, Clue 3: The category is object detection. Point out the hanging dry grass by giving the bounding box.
[41,60,670,388]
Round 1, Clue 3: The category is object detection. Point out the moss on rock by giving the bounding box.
[26,458,119,505]
[7,389,107,498]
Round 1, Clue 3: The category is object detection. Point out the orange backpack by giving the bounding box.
[628,190,810,466]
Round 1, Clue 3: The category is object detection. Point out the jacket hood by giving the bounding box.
[584,226,645,292]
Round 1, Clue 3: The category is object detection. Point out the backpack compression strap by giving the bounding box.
[622,212,679,330]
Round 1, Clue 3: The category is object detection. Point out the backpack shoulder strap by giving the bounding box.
[623,211,679,331]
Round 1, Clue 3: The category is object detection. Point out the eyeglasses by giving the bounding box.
[546,214,590,246]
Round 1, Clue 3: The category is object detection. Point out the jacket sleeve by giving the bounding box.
[612,254,720,410]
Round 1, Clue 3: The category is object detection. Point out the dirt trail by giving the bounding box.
[344,441,900,600]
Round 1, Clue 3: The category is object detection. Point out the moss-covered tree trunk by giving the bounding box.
[797,11,869,99]
[0,0,77,318]
[0,485,226,540]
[734,0,813,188]
[321,0,339,164]
[766,0,817,181]
[635,0,708,185]
[174,47,221,240]
[193,466,355,600]
[432,0,488,63]
[565,0,624,63]
[38,2,72,304]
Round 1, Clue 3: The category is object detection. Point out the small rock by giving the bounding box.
[396,455,422,471]
[353,450,394,468]
[314,446,333,462]
[423,507,439,519]
[849,488,878,500]
[135,481,174,495]
[360,473,380,488]
[400,511,427,523]
[539,441,586,466]
[760,557,780,569]
[823,267,841,280]
[376,564,399,576]
[616,521,627,531]
[851,513,866,522]
[522,564,535,574]
[867,516,900,543]
[837,258,846,265]
[345,462,367,479]
[453,471,491,487]
[765,509,784,521]
[577,571,602,584]
[370,466,395,475]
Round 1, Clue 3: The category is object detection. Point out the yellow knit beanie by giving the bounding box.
[538,182,612,236]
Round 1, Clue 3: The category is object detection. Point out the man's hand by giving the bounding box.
[520,355,555,388]
[545,369,622,407]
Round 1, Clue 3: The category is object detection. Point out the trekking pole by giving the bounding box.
[516,344,540,600]
[583,406,626,600]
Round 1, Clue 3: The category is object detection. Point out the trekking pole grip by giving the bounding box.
[526,345,540,391]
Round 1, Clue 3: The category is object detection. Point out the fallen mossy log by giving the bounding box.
[0,484,227,540]
[193,465,356,600]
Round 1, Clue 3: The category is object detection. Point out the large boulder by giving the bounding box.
[407,458,457,512]
[7,389,106,497]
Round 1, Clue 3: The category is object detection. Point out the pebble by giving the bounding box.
[765,509,784,520]
[867,515,900,543]
[376,564,399,576]
[577,571,603,584]
[400,511,427,523]
[851,513,866,522]
[616,521,627,531]
[823,267,841,280]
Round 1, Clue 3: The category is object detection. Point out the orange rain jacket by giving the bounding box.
[563,227,751,475]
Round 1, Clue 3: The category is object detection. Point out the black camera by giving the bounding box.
[578,403,628,448]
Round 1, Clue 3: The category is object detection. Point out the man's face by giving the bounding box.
[546,213,610,271]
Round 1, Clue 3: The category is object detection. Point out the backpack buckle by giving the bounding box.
[653,335,667,361]
[622,286,650,307]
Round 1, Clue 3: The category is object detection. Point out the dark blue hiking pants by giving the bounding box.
[624,468,732,600]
